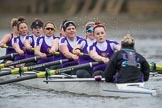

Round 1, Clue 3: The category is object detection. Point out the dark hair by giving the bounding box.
[31,18,43,29]
[62,20,76,31]
[121,34,135,48]
[60,19,68,29]
[18,16,25,22]
[17,16,27,31]
[121,41,134,48]
[11,18,18,27]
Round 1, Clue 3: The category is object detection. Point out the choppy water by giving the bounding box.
[0,84,162,108]
[0,29,162,108]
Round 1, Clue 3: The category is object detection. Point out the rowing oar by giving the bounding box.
[0,46,35,61]
[0,52,60,69]
[72,51,89,57]
[2,45,35,51]
[0,61,103,85]
[75,52,162,72]
[0,58,70,77]
[0,53,18,60]
[2,45,14,49]
[149,62,162,72]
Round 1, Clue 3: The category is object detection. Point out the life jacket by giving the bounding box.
[121,48,141,68]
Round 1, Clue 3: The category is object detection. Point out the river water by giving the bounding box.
[0,29,162,108]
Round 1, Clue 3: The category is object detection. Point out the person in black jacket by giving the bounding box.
[104,34,150,83]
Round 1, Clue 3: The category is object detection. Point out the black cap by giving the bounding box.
[31,20,43,29]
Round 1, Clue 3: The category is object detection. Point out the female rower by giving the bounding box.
[73,21,96,78]
[89,23,121,79]
[59,20,83,74]
[35,22,60,70]
[59,19,68,37]
[24,18,44,66]
[104,34,150,83]
[12,17,29,64]
[0,18,19,63]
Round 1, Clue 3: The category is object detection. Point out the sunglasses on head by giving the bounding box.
[45,27,54,31]
[86,26,94,33]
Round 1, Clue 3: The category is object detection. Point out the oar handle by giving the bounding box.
[3,46,34,51]
[73,51,89,57]
[50,52,60,55]
[2,45,13,49]
[79,53,89,56]
[31,48,35,51]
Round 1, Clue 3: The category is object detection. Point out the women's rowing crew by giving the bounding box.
[0,17,150,83]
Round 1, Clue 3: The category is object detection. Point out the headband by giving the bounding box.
[63,21,76,31]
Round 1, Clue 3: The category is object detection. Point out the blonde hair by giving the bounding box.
[85,22,95,28]
[122,34,134,44]
[10,18,18,28]
[44,22,57,31]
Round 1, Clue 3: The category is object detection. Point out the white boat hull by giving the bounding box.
[0,73,158,98]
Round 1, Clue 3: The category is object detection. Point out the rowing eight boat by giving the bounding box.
[0,70,160,98]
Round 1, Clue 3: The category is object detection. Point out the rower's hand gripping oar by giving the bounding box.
[3,45,35,51]
[0,46,34,61]
[2,45,14,49]
[0,61,103,85]
[78,52,89,57]
[0,58,70,77]
[72,50,89,57]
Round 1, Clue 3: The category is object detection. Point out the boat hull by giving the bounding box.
[0,72,158,98]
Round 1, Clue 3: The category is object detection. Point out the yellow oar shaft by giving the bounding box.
[0,62,102,85]
[149,62,162,71]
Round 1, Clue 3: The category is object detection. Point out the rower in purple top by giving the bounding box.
[35,22,60,70]
[12,17,29,66]
[59,20,83,73]
[89,22,121,79]
[24,18,44,66]
[0,17,19,63]
[73,21,96,78]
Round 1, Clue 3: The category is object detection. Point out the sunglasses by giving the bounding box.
[86,29,93,33]
[45,27,54,31]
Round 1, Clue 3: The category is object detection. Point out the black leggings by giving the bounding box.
[76,69,92,78]
[92,70,105,77]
